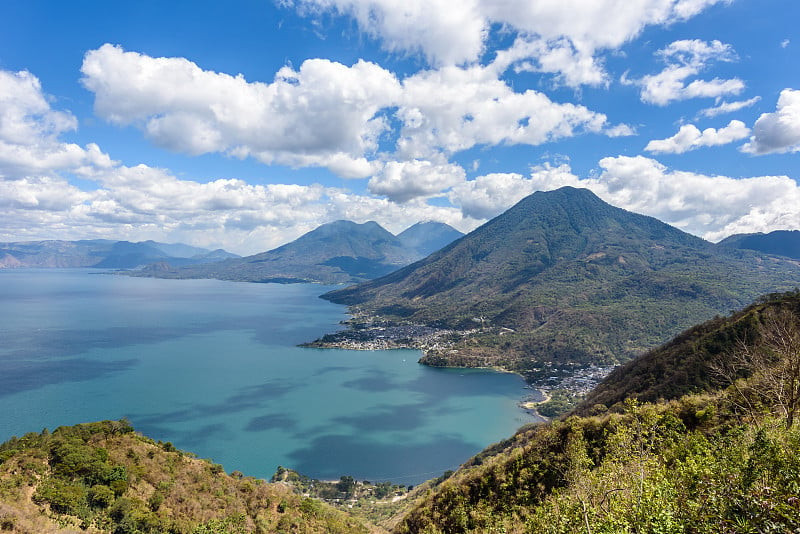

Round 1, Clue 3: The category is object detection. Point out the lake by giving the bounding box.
[0,269,538,484]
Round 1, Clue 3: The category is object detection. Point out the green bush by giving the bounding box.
[33,478,86,515]
[89,484,116,508]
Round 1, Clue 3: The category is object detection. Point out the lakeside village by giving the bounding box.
[303,316,616,418]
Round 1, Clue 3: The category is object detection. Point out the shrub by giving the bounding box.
[89,484,116,508]
[33,479,86,515]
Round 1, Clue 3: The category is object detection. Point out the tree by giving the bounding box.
[715,307,800,428]
[337,475,356,497]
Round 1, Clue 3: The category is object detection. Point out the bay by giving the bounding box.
[0,269,538,484]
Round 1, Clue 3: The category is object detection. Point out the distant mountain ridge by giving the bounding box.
[718,229,800,259]
[397,221,465,258]
[0,239,238,269]
[132,220,464,284]
[323,187,800,378]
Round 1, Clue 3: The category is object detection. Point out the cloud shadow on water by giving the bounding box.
[312,365,352,376]
[3,324,213,361]
[136,421,229,451]
[405,366,524,403]
[203,381,296,416]
[341,370,401,392]
[177,423,229,449]
[244,413,298,432]
[0,357,138,397]
[331,403,429,432]
[129,379,296,429]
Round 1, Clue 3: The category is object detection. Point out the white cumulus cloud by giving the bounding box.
[397,64,617,158]
[630,39,744,106]
[286,0,729,85]
[449,164,576,220]
[493,37,608,88]
[283,0,487,67]
[645,120,750,153]
[368,160,466,203]
[699,96,761,118]
[0,66,472,254]
[741,89,800,155]
[0,70,115,179]
[81,44,401,178]
[81,45,627,181]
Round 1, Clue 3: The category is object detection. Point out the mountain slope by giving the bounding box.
[136,220,462,285]
[323,187,800,377]
[0,420,369,533]
[396,222,464,258]
[718,229,800,259]
[576,289,800,412]
[394,386,800,533]
[0,240,112,268]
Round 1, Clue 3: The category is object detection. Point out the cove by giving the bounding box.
[0,269,538,485]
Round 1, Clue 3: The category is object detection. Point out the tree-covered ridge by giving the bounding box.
[0,420,368,534]
[323,188,800,376]
[577,290,800,413]
[719,229,800,260]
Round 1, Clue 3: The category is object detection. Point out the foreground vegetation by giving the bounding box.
[0,420,368,533]
[397,398,800,533]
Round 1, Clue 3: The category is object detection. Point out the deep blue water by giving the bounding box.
[0,269,538,484]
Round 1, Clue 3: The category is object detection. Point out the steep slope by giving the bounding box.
[323,187,800,377]
[394,391,800,534]
[0,420,369,533]
[576,289,800,412]
[396,221,464,258]
[135,220,426,284]
[719,229,800,259]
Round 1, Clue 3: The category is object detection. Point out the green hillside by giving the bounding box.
[577,289,800,412]
[323,188,800,379]
[719,229,800,259]
[0,420,368,534]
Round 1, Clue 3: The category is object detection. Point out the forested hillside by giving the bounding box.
[577,289,800,412]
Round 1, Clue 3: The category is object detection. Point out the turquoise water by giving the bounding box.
[0,270,537,484]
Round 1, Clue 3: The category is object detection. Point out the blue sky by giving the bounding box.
[1,0,799,254]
